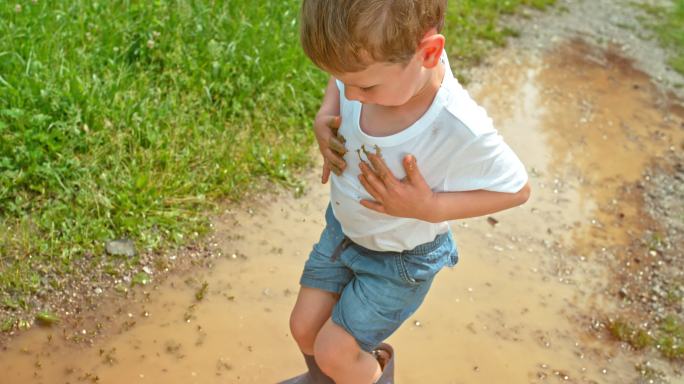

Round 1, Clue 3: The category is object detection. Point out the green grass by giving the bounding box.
[1,0,322,320]
[633,0,684,74]
[656,315,684,359]
[608,315,684,360]
[445,0,556,72]
[0,0,555,327]
[608,318,653,351]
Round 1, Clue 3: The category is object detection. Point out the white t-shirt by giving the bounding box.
[330,53,528,252]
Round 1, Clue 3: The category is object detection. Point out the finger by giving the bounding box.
[359,157,379,178]
[329,136,348,155]
[367,153,396,185]
[360,199,386,214]
[330,161,343,176]
[328,115,341,131]
[325,148,346,171]
[402,154,426,185]
[360,161,387,196]
[336,132,346,144]
[358,173,382,201]
[322,161,331,184]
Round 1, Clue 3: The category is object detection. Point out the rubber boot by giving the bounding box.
[372,343,395,384]
[278,353,335,384]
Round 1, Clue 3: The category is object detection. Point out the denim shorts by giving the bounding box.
[299,203,459,352]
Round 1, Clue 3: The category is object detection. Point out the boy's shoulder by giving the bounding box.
[428,52,497,141]
[436,76,496,141]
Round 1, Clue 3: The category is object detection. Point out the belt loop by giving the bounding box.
[331,236,352,262]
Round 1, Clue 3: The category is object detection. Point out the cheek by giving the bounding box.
[385,68,422,105]
[377,83,413,106]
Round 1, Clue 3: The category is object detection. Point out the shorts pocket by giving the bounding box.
[396,240,453,286]
[395,252,437,286]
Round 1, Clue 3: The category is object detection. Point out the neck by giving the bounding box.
[358,61,446,137]
[380,61,444,114]
[413,63,444,101]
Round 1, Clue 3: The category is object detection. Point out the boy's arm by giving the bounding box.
[316,76,340,118]
[425,184,530,222]
[314,77,347,183]
[358,152,530,223]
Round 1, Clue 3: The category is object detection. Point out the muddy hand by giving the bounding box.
[328,134,347,175]
[358,153,436,220]
[317,115,348,183]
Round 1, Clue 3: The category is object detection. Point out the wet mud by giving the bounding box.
[1,39,683,383]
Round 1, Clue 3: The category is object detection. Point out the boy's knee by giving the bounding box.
[289,310,318,350]
[313,334,340,374]
[313,321,360,373]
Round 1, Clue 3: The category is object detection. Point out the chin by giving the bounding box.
[376,97,412,108]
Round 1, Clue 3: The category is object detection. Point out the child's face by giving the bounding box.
[332,53,430,107]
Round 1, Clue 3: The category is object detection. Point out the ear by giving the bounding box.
[417,28,445,69]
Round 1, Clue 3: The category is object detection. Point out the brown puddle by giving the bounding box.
[1,39,683,384]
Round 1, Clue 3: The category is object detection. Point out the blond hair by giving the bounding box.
[300,0,447,73]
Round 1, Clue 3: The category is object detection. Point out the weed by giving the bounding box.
[656,315,684,359]
[608,318,652,350]
[609,315,684,360]
[632,0,684,75]
[195,282,209,302]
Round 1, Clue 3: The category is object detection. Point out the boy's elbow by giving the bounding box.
[515,182,531,205]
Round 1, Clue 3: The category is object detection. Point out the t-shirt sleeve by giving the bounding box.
[444,129,528,193]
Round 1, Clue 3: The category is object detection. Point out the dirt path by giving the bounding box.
[1,1,683,383]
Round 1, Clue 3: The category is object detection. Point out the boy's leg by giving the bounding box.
[289,286,339,354]
[283,203,355,383]
[314,318,382,384]
[281,286,340,384]
[291,203,351,354]
[312,231,457,384]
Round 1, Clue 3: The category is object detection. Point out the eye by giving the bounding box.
[360,85,375,91]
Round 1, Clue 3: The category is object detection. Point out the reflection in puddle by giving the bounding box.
[1,40,682,383]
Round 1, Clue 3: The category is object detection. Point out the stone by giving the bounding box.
[105,239,136,257]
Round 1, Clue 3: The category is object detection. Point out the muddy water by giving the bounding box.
[2,40,683,384]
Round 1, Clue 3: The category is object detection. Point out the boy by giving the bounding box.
[283,1,531,383]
